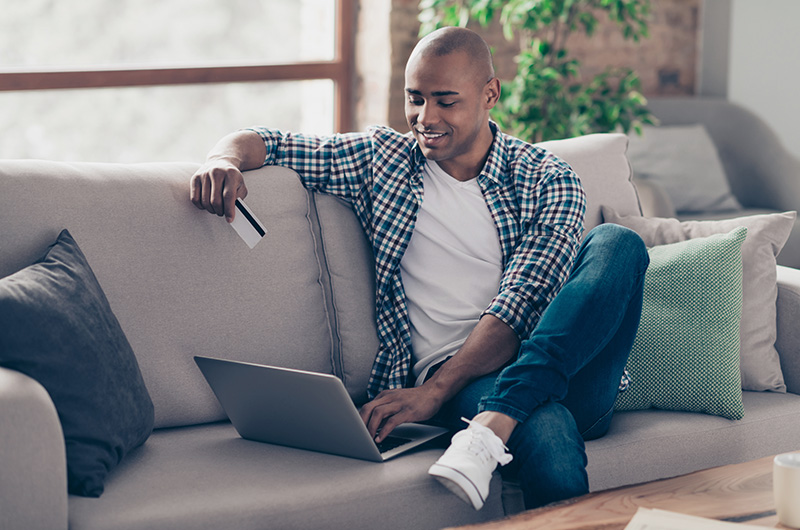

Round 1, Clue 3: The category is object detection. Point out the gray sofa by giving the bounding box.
[2,130,800,530]
[632,97,800,269]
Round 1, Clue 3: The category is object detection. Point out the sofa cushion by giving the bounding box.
[627,124,742,214]
[0,161,335,429]
[0,229,154,497]
[614,228,747,420]
[604,208,796,392]
[537,133,641,234]
[588,391,800,491]
[68,423,504,530]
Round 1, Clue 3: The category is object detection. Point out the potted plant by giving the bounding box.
[419,0,656,143]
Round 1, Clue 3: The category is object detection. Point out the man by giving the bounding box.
[190,27,648,511]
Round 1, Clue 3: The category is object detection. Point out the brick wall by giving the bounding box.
[356,0,700,132]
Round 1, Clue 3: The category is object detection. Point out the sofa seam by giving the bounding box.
[304,190,345,383]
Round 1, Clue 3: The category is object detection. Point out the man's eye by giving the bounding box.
[408,97,424,106]
[439,101,455,108]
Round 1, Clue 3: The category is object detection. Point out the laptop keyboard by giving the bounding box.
[376,435,412,453]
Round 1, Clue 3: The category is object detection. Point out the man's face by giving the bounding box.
[404,50,497,176]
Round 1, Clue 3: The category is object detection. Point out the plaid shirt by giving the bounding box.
[250,123,586,399]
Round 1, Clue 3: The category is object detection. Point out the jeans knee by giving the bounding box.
[585,223,649,276]
[618,225,649,273]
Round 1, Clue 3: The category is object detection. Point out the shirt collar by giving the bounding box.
[477,121,509,189]
[409,133,426,170]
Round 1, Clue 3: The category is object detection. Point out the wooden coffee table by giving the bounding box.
[448,453,797,529]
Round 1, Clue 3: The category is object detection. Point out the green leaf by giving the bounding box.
[540,67,560,80]
[538,40,551,56]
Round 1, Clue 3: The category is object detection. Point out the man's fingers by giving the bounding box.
[359,401,375,427]
[189,174,203,209]
[375,412,408,443]
[200,174,213,214]
[366,404,389,439]
[190,164,245,218]
[360,388,440,442]
[360,398,392,439]
[221,184,236,222]
[222,180,248,222]
[209,170,225,217]
[367,402,405,442]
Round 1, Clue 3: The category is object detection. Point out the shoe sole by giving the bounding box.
[428,463,485,510]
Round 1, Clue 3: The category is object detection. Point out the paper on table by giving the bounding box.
[624,508,766,530]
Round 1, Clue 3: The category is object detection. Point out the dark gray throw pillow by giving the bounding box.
[0,229,154,497]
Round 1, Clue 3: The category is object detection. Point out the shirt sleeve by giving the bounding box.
[483,157,586,340]
[247,127,377,203]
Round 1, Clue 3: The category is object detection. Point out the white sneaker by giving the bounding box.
[428,417,513,510]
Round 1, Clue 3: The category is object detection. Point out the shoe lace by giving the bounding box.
[460,417,513,466]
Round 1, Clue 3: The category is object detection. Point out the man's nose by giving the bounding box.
[418,102,438,127]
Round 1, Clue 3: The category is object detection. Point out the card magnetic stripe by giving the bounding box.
[236,201,266,237]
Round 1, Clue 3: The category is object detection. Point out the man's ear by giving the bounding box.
[484,77,501,109]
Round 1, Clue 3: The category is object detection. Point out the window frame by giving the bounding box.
[0,0,355,132]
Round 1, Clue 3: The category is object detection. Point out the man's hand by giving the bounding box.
[189,130,266,222]
[360,316,520,442]
[190,159,248,223]
[360,386,445,443]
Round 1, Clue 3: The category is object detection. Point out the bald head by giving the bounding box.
[407,27,495,83]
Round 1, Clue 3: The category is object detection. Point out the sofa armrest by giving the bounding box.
[776,266,800,395]
[0,367,68,530]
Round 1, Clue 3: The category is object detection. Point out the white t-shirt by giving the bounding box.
[400,160,503,386]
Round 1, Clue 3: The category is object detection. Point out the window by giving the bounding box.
[0,0,354,162]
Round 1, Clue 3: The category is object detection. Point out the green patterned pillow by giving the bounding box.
[614,227,747,420]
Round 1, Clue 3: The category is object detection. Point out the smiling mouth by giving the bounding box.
[416,129,446,140]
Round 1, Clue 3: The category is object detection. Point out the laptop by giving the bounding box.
[194,356,448,462]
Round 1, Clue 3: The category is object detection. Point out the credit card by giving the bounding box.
[229,198,267,249]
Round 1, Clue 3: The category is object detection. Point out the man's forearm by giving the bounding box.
[206,130,267,172]
[423,314,520,403]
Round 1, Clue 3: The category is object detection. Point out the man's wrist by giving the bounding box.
[421,315,520,403]
[422,365,470,405]
[419,378,450,407]
[206,154,243,170]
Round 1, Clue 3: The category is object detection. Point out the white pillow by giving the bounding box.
[627,124,742,214]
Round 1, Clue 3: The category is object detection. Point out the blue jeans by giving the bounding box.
[431,224,649,509]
